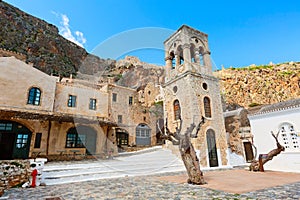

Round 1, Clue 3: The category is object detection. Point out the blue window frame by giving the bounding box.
[27,87,41,106]
[68,95,77,107]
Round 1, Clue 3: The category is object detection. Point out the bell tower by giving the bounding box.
[164,25,213,82]
[163,25,228,168]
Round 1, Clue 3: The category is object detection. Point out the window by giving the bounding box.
[27,87,41,106]
[202,83,208,90]
[173,100,181,120]
[118,115,122,124]
[16,134,29,149]
[279,123,300,150]
[89,98,97,110]
[112,93,117,102]
[66,132,86,148]
[173,86,178,93]
[34,133,42,148]
[204,97,212,118]
[136,124,151,138]
[129,96,133,105]
[0,122,12,131]
[68,95,76,107]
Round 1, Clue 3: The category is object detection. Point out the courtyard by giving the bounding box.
[1,148,300,199]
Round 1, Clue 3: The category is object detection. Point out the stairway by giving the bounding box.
[42,147,185,185]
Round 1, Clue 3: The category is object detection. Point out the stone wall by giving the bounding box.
[163,72,228,167]
[0,48,26,61]
[0,57,57,112]
[0,160,29,196]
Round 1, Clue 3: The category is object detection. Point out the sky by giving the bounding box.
[4,0,300,70]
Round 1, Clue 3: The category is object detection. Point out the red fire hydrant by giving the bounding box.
[30,168,38,188]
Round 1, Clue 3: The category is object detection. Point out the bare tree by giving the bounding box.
[162,116,207,185]
[249,131,285,171]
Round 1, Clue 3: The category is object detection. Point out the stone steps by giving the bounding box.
[42,148,186,185]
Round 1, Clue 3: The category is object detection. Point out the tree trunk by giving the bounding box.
[179,136,205,184]
[164,117,206,184]
[250,131,285,171]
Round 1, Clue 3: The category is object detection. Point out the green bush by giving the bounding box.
[248,102,261,107]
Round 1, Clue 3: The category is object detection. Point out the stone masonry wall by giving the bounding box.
[0,160,29,197]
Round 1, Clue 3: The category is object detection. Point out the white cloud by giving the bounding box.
[57,14,87,48]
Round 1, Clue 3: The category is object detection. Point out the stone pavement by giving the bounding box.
[2,169,300,200]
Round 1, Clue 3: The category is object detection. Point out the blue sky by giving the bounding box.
[4,0,300,69]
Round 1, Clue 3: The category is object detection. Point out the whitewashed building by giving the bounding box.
[248,98,300,172]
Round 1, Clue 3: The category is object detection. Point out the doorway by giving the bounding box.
[206,129,219,167]
[116,128,129,146]
[136,124,151,146]
[0,121,32,160]
[243,142,254,162]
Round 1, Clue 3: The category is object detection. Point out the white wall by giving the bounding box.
[249,107,300,172]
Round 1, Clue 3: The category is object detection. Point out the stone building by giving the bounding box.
[248,98,300,172]
[223,108,253,166]
[105,83,157,147]
[0,55,157,160]
[162,25,228,168]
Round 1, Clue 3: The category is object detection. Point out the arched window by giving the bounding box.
[27,87,41,106]
[204,97,212,118]
[65,126,97,155]
[174,100,181,120]
[279,123,299,151]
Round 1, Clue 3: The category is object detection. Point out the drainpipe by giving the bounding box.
[46,120,51,156]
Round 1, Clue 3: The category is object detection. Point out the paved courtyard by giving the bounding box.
[1,147,300,199]
[2,170,300,200]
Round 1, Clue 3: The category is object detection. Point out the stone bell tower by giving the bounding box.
[163,25,228,168]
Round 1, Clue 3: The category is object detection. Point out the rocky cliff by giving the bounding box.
[0,1,110,77]
[215,62,300,109]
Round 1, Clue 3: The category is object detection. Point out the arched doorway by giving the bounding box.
[0,121,32,160]
[136,124,151,146]
[206,129,219,167]
[66,126,97,155]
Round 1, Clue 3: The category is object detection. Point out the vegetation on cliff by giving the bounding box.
[215,62,300,108]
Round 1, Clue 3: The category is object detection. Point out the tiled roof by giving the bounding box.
[252,98,300,116]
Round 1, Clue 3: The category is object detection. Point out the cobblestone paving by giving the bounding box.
[2,173,300,200]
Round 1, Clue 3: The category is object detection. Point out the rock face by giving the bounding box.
[0,1,93,76]
[215,63,300,109]
[77,56,165,89]
[115,56,165,89]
